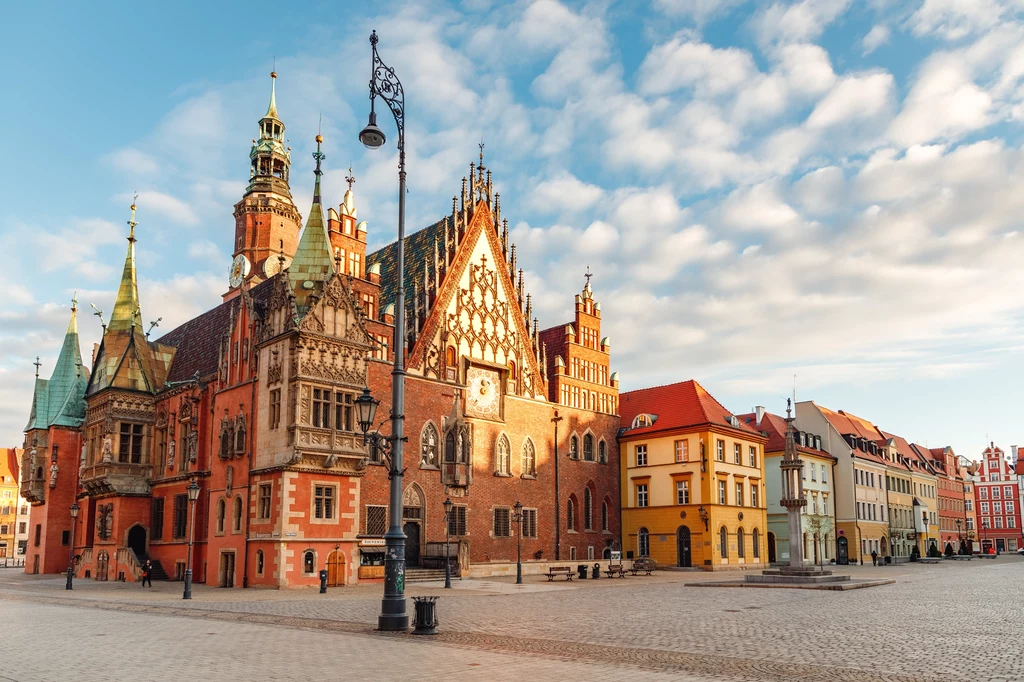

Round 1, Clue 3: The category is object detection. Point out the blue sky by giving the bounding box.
[3,0,1024,461]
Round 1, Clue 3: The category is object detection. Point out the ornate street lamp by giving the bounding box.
[65,503,79,590]
[551,411,563,560]
[359,29,410,632]
[183,477,200,600]
[443,497,453,589]
[698,505,709,531]
[512,501,524,585]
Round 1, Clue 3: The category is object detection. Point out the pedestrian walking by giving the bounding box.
[141,560,153,587]
[871,549,878,566]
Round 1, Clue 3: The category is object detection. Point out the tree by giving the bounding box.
[804,513,834,567]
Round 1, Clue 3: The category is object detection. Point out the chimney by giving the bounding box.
[754,406,765,426]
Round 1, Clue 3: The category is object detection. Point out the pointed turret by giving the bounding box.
[109,201,142,332]
[265,69,280,120]
[25,297,88,431]
[290,134,336,315]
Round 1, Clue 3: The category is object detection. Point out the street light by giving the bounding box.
[551,411,563,561]
[359,29,409,632]
[443,497,453,589]
[512,501,524,585]
[955,518,963,554]
[183,478,200,600]
[65,503,79,590]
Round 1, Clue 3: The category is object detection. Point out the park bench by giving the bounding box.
[604,565,627,578]
[947,555,972,561]
[545,566,574,581]
[629,557,656,575]
[917,557,942,564]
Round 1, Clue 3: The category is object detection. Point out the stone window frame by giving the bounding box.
[494,432,512,477]
[257,483,273,521]
[256,549,265,577]
[583,486,594,531]
[420,421,440,469]
[520,437,537,479]
[311,482,339,524]
[232,495,244,533]
[302,549,317,576]
[492,506,512,538]
[215,498,226,535]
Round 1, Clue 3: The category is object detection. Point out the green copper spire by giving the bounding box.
[289,134,336,315]
[25,296,88,431]
[109,200,142,332]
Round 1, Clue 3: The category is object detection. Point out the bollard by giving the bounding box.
[319,569,328,594]
[412,596,439,635]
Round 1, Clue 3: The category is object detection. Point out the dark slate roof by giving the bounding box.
[156,277,277,384]
[367,219,446,311]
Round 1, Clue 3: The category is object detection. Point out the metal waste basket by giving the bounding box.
[577,564,588,579]
[592,563,600,579]
[412,596,439,635]
[319,569,328,593]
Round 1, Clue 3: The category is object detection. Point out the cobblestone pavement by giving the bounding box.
[2,557,1022,681]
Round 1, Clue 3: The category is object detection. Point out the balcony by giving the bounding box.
[80,462,151,496]
[442,462,471,488]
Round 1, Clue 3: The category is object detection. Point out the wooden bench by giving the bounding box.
[917,557,942,564]
[604,565,627,578]
[629,557,656,575]
[545,566,574,581]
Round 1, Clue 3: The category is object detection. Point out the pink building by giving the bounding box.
[972,444,1022,553]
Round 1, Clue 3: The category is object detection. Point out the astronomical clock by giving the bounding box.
[465,366,502,420]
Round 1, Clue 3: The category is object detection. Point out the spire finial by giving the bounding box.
[265,68,279,120]
[33,356,41,379]
[786,397,792,420]
[479,140,485,168]
[71,292,78,313]
[312,131,325,203]
[585,265,592,288]
[128,193,138,242]
[346,166,355,191]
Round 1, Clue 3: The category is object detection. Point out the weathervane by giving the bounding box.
[90,303,106,331]
[346,166,356,191]
[33,356,41,379]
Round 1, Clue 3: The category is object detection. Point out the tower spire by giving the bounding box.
[109,199,142,331]
[289,133,336,315]
[266,69,279,120]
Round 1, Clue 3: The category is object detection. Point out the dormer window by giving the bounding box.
[631,413,655,429]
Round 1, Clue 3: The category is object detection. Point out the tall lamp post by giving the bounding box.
[183,478,200,600]
[443,497,453,589]
[358,29,410,632]
[512,501,524,585]
[552,411,563,561]
[65,503,79,590]
[955,518,963,554]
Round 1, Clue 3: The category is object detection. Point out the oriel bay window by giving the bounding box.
[119,423,144,464]
[310,388,356,431]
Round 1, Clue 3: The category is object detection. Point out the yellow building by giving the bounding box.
[619,380,768,571]
[0,449,20,561]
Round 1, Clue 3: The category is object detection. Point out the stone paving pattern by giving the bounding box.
[2,558,1022,681]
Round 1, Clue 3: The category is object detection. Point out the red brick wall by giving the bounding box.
[25,426,81,575]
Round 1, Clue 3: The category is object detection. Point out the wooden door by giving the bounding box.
[327,550,346,586]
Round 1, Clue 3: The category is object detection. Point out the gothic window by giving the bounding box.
[119,423,144,464]
[631,414,654,429]
[584,487,593,530]
[420,423,439,467]
[638,527,650,557]
[173,495,188,539]
[312,389,331,428]
[258,483,272,520]
[220,425,233,459]
[598,440,607,464]
[233,496,243,532]
[583,434,594,462]
[521,438,536,477]
[235,419,246,453]
[459,427,471,463]
[570,435,579,460]
[602,499,609,531]
[269,390,281,430]
[446,346,457,367]
[445,431,457,463]
[720,526,728,558]
[216,499,226,534]
[509,360,517,381]
[495,434,511,475]
[567,497,577,532]
[256,550,265,576]
[737,527,746,558]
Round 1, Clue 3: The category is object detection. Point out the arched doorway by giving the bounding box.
[127,525,147,560]
[767,532,777,563]
[96,551,109,581]
[327,550,346,586]
[676,526,692,567]
[837,536,849,565]
[880,536,888,557]
[402,484,425,567]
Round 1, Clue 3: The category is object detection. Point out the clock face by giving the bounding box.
[263,255,292,278]
[466,367,501,419]
[229,254,251,288]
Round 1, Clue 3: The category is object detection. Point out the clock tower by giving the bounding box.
[226,71,302,298]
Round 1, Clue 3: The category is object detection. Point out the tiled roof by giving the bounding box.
[818,406,888,465]
[1,448,19,482]
[157,277,277,384]
[289,171,336,316]
[1015,447,1024,476]
[736,411,834,459]
[620,379,762,438]
[366,218,446,312]
[26,307,88,431]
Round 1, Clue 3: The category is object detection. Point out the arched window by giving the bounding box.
[583,434,594,461]
[220,428,232,458]
[303,550,315,574]
[737,527,746,558]
[570,435,579,460]
[509,360,517,380]
[256,549,265,576]
[444,430,456,463]
[216,499,226,533]
[235,420,246,453]
[495,434,510,475]
[584,487,593,530]
[601,499,609,531]
[598,440,607,464]
[446,346,457,367]
[420,423,438,467]
[720,526,728,558]
[638,527,650,557]
[521,438,536,477]
[631,414,654,429]
[567,497,576,531]
[752,529,760,559]
[233,496,243,532]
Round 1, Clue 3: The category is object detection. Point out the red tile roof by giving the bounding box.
[818,406,889,465]
[1,448,19,482]
[1015,447,1024,476]
[736,411,834,459]
[620,379,763,439]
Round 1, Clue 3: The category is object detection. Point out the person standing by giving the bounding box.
[871,549,878,566]
[141,560,153,587]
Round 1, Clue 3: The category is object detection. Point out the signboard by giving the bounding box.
[360,539,386,547]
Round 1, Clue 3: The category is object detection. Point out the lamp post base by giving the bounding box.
[378,600,410,631]
[516,562,522,585]
[183,569,193,600]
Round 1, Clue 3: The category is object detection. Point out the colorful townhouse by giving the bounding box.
[919,445,968,552]
[619,380,768,571]
[973,444,1022,553]
[878,436,916,561]
[738,407,835,565]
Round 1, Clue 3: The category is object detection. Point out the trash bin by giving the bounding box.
[319,569,328,594]
[592,563,600,579]
[884,556,891,565]
[412,596,439,635]
[577,564,588,580]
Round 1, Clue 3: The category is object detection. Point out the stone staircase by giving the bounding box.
[405,567,450,583]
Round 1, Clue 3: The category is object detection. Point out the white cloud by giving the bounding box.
[793,166,846,215]
[751,0,852,47]
[718,181,806,232]
[118,190,200,227]
[806,71,895,129]
[529,171,604,213]
[862,24,891,55]
[105,148,161,175]
[639,38,757,97]
[888,56,993,146]
[909,0,1006,41]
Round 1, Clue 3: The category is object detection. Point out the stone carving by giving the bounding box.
[226,465,233,494]
[101,434,113,463]
[167,439,176,470]
[267,349,283,385]
[187,429,198,463]
[445,254,520,368]
[79,444,87,475]
[49,462,58,488]
[234,414,246,455]
[96,504,113,540]
[324,453,338,469]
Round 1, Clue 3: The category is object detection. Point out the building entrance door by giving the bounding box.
[837,537,849,565]
[676,526,691,567]
[219,552,235,587]
[326,550,346,586]
[32,554,39,574]
[404,522,421,567]
[127,525,147,559]
[767,532,777,563]
[996,539,1005,553]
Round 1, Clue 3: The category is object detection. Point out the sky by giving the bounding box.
[2,0,1023,462]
